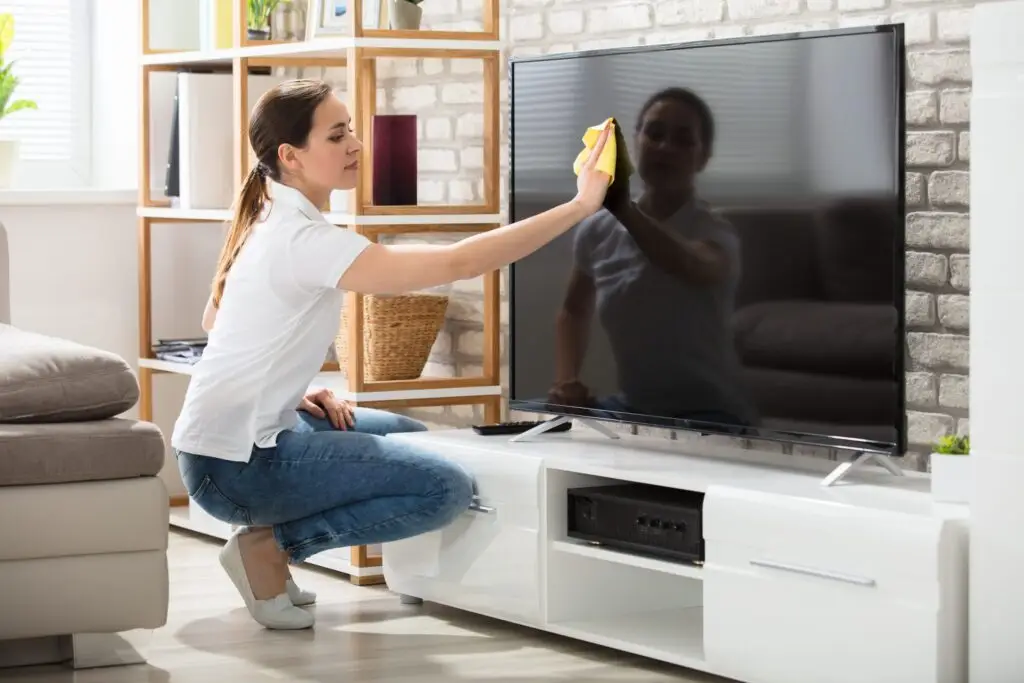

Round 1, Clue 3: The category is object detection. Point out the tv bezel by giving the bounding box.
[506,24,908,457]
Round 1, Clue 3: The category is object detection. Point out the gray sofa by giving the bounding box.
[0,221,169,669]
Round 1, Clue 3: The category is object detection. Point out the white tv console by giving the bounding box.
[381,426,970,683]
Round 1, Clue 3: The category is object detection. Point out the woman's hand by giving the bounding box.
[299,388,355,430]
[573,121,614,214]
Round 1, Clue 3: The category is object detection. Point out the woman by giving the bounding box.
[171,79,613,630]
[550,87,757,428]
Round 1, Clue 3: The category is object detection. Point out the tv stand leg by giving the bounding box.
[510,416,619,442]
[821,451,905,487]
[577,417,620,439]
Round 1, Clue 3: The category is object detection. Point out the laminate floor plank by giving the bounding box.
[0,532,730,683]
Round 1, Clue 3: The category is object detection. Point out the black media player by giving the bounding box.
[567,483,704,564]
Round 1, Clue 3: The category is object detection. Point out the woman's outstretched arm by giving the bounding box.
[338,200,589,294]
[337,124,614,295]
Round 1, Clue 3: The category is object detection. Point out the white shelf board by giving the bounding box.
[169,505,382,578]
[137,207,231,221]
[139,358,198,375]
[139,357,502,402]
[548,607,707,672]
[551,540,704,580]
[141,36,503,67]
[137,206,505,226]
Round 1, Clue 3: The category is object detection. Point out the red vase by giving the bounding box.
[372,114,418,206]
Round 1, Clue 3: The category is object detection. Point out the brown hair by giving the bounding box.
[211,79,334,307]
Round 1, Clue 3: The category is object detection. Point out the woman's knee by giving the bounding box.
[351,407,429,436]
[427,458,475,527]
[392,413,429,434]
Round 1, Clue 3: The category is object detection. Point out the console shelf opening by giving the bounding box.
[546,545,707,671]
[548,607,705,671]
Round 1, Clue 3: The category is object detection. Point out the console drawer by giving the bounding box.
[704,564,944,683]
[702,485,966,683]
[382,445,543,625]
[703,484,944,603]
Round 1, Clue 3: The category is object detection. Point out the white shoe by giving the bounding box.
[286,578,316,606]
[218,532,315,630]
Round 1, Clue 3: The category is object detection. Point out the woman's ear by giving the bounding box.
[277,143,300,173]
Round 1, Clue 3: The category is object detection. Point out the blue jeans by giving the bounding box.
[175,408,475,564]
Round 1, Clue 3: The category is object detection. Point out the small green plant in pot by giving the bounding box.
[248,0,291,40]
[390,0,424,30]
[931,433,972,504]
[0,14,37,188]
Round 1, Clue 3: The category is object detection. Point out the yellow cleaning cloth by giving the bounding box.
[572,117,633,183]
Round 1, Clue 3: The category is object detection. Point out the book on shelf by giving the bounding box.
[153,338,208,365]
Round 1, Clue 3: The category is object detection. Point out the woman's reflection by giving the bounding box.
[549,87,757,428]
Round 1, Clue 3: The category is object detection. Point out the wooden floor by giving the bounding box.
[0,530,731,683]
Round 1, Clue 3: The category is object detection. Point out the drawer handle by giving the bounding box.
[750,559,876,587]
[468,497,496,514]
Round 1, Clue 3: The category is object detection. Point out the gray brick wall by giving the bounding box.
[338,0,975,469]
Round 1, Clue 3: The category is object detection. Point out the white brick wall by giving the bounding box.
[341,0,975,468]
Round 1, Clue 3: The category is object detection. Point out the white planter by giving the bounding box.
[0,139,19,188]
[930,452,972,504]
[390,0,423,29]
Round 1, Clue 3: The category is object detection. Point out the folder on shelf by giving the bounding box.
[165,81,180,199]
[176,72,285,210]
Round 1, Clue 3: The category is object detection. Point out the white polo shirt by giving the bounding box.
[170,181,372,462]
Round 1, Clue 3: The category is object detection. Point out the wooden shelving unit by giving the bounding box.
[138,0,504,585]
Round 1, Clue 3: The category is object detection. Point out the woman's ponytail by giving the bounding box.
[211,164,269,307]
[210,78,334,307]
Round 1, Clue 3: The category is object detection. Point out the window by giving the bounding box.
[1,1,91,189]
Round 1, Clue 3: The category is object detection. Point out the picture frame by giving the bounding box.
[305,0,351,38]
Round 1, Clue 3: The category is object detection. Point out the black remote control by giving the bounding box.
[471,420,573,436]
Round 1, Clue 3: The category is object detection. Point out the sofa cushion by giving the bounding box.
[0,419,165,487]
[0,324,139,422]
[733,300,898,378]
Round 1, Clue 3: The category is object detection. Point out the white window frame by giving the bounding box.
[2,1,93,190]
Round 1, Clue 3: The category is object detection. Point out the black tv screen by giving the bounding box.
[508,25,907,455]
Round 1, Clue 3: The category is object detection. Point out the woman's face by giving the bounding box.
[635,99,709,191]
[284,94,363,191]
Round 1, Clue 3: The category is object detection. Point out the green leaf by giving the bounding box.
[0,14,12,59]
[0,65,17,115]
[933,433,970,455]
[3,99,36,117]
[0,87,12,117]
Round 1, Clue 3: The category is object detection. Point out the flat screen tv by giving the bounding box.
[508,25,907,456]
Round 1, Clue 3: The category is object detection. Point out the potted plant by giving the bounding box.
[248,0,292,40]
[930,433,971,504]
[0,13,37,188]
[390,0,424,30]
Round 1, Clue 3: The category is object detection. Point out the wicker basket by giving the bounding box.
[335,293,450,381]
